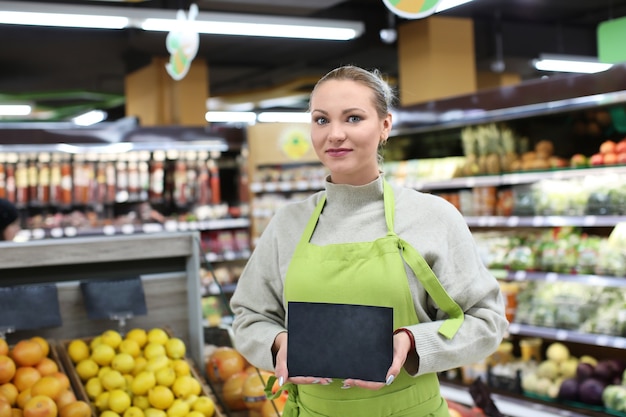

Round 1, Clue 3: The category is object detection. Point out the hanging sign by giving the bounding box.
[165,4,200,81]
[0,284,62,332]
[279,128,311,160]
[598,16,626,64]
[80,277,148,320]
[382,0,443,19]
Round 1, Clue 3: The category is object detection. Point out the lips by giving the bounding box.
[326,148,352,157]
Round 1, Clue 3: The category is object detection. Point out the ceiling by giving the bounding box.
[1,0,626,122]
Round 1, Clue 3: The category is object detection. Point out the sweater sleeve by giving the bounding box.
[229,217,288,372]
[396,191,509,377]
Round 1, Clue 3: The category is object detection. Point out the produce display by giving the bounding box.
[60,328,220,417]
[0,337,91,417]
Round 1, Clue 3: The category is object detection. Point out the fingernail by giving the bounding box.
[321,379,332,385]
[312,379,320,384]
[341,383,351,389]
[386,375,395,385]
[278,376,284,386]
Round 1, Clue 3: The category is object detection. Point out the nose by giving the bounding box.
[327,122,346,142]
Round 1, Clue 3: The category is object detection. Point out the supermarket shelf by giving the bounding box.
[249,180,325,193]
[439,382,593,417]
[413,165,626,191]
[16,217,251,241]
[205,251,250,263]
[465,215,626,228]
[491,269,626,288]
[508,323,626,349]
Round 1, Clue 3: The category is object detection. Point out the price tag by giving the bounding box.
[80,277,147,320]
[514,270,526,281]
[613,338,626,349]
[142,223,163,234]
[103,225,116,236]
[50,228,63,238]
[164,220,178,232]
[583,216,597,226]
[0,284,62,331]
[506,216,520,227]
[121,224,134,235]
[595,335,610,346]
[545,273,558,283]
[223,251,236,260]
[508,323,520,334]
[264,183,278,192]
[250,183,263,193]
[28,228,44,240]
[178,222,189,231]
[64,227,77,237]
[555,330,568,340]
[188,221,199,230]
[531,217,543,227]
[279,182,291,191]
[465,178,476,187]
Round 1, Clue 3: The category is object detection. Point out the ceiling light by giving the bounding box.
[72,110,108,126]
[0,1,364,41]
[257,112,311,123]
[533,54,613,74]
[205,111,257,124]
[0,104,31,116]
[436,0,474,13]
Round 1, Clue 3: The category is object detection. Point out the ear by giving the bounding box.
[381,112,392,141]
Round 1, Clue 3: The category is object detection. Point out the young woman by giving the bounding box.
[230,65,508,416]
[0,198,20,242]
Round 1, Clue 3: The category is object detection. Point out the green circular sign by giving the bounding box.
[382,0,442,19]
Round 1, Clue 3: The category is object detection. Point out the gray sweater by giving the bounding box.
[231,176,508,376]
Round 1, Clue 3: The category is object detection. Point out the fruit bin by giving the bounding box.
[55,329,227,417]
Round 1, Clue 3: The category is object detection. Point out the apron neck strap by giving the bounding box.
[383,179,395,236]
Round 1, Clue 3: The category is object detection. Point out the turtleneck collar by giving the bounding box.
[323,175,384,213]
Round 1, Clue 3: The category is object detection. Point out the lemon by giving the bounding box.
[147,329,169,345]
[109,389,132,414]
[133,357,148,376]
[112,353,136,374]
[171,360,190,377]
[155,367,176,387]
[191,396,215,417]
[92,343,116,366]
[99,366,113,378]
[125,329,148,348]
[101,330,123,349]
[144,408,166,417]
[145,356,170,373]
[67,339,90,364]
[85,377,104,400]
[123,406,145,417]
[133,395,150,410]
[183,395,198,406]
[166,399,189,417]
[101,369,126,391]
[164,338,186,360]
[131,371,156,396]
[187,411,205,417]
[148,386,174,410]
[76,358,100,381]
[101,411,121,417]
[90,336,103,350]
[119,340,141,358]
[95,391,111,412]
[143,344,166,360]
[172,375,200,399]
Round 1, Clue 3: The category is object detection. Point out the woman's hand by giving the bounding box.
[341,330,411,390]
[273,332,332,387]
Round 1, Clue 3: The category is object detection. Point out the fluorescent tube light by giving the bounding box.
[0,104,31,116]
[257,112,311,123]
[0,1,364,40]
[533,54,613,74]
[436,0,474,13]
[72,110,107,126]
[205,111,257,124]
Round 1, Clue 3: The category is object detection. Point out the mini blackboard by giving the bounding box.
[0,284,62,331]
[287,302,393,382]
[80,277,147,320]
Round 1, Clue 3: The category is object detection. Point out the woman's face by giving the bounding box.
[2,220,20,242]
[310,79,391,186]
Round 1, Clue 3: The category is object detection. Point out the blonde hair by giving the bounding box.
[310,65,396,119]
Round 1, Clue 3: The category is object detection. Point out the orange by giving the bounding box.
[0,397,10,417]
[30,376,63,401]
[54,390,76,411]
[29,339,49,359]
[47,374,69,393]
[0,341,8,357]
[16,389,32,410]
[35,359,58,377]
[0,383,18,406]
[11,408,22,417]
[11,341,44,368]
[12,368,41,392]
[59,401,90,417]
[23,395,57,417]
[0,357,16,385]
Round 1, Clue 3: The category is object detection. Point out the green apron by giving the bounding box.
[267,180,464,417]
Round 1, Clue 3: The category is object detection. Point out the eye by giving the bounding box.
[314,116,328,125]
[347,115,361,123]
